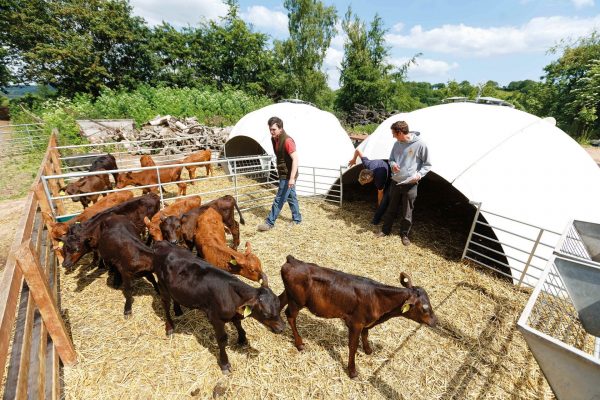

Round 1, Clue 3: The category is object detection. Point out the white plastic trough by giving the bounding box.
[517,255,600,400]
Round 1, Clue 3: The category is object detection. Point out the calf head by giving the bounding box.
[116,172,135,189]
[159,215,183,245]
[242,273,285,333]
[62,180,83,203]
[398,272,437,327]
[229,242,262,282]
[61,229,91,268]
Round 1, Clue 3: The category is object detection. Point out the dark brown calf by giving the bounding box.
[61,193,160,268]
[96,214,159,317]
[61,173,111,208]
[152,241,284,374]
[279,255,437,378]
[43,190,134,241]
[90,153,119,184]
[176,195,245,250]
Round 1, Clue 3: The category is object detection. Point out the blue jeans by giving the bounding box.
[266,179,302,226]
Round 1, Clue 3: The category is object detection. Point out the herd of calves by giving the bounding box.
[45,154,438,378]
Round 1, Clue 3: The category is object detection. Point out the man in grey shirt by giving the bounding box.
[376,120,431,245]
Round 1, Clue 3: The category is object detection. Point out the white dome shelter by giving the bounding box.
[354,102,600,286]
[225,102,354,196]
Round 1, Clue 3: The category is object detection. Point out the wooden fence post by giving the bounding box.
[15,239,77,366]
[34,184,65,265]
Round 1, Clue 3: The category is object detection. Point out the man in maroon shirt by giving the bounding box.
[258,116,302,231]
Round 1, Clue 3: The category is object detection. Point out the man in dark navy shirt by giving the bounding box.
[349,148,391,225]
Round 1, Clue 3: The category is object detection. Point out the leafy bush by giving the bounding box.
[10,86,273,144]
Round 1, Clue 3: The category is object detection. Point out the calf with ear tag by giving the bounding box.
[401,303,411,314]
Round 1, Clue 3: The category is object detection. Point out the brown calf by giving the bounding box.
[116,159,187,196]
[61,172,112,208]
[143,195,202,241]
[139,154,156,167]
[176,195,245,250]
[180,150,212,183]
[279,255,438,378]
[193,207,262,282]
[43,190,134,241]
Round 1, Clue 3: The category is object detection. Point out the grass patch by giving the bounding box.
[0,151,44,200]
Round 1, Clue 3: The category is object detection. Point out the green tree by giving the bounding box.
[335,9,391,113]
[540,32,600,139]
[276,0,337,104]
[2,0,154,96]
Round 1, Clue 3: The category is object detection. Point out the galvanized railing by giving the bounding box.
[40,155,345,220]
[462,201,562,288]
[0,123,47,157]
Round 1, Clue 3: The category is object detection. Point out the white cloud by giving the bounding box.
[390,57,458,81]
[392,22,405,33]
[386,15,600,56]
[242,6,288,36]
[572,0,594,9]
[129,0,228,27]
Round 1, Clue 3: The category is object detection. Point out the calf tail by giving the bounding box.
[234,200,245,225]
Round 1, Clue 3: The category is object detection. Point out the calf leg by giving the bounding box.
[230,221,240,250]
[122,276,134,318]
[177,182,187,196]
[209,318,231,374]
[188,167,196,184]
[285,301,305,351]
[231,315,248,345]
[206,164,212,177]
[361,328,373,354]
[278,290,288,312]
[173,302,183,316]
[347,323,362,379]
[159,290,175,335]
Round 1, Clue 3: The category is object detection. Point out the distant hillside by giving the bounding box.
[3,85,42,98]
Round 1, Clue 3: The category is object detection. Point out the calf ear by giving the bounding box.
[259,272,269,287]
[41,212,56,228]
[159,213,167,222]
[399,272,413,288]
[143,216,152,227]
[236,298,259,318]
[244,241,252,254]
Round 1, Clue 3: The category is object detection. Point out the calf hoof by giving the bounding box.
[123,311,132,319]
[364,346,373,355]
[295,344,305,352]
[348,370,358,379]
[237,337,248,346]
[166,328,174,337]
[220,363,232,375]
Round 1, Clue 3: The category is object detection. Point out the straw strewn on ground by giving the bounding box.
[59,194,553,399]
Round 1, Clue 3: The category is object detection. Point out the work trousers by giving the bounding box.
[381,183,418,236]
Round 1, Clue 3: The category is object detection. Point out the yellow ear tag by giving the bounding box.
[230,259,238,265]
[242,305,252,318]
[75,221,80,224]
[58,242,64,248]
[59,190,65,195]
[401,303,410,314]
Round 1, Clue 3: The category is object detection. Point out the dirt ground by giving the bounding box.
[584,145,600,166]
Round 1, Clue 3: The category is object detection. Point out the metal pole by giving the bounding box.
[233,159,239,203]
[313,167,317,197]
[41,176,56,217]
[26,125,33,152]
[339,166,344,207]
[518,228,544,287]
[155,166,165,208]
[461,201,482,260]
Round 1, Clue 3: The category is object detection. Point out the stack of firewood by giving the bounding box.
[92,115,232,155]
[346,104,398,126]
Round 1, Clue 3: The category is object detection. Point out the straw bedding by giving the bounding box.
[57,169,554,399]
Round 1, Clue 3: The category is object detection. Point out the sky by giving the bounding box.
[128,0,600,89]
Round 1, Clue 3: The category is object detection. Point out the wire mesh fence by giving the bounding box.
[0,123,47,157]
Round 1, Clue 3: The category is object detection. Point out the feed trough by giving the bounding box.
[517,255,600,400]
[555,219,600,264]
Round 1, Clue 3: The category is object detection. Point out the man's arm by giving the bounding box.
[348,148,363,167]
[289,151,299,188]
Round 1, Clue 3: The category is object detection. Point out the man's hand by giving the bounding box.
[348,159,356,167]
[392,164,400,173]
[409,173,421,184]
[288,178,296,188]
